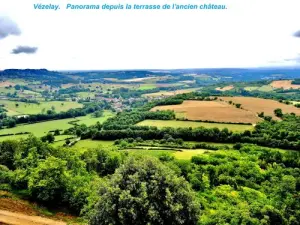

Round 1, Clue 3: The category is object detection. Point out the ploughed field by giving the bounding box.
[150,97,300,124]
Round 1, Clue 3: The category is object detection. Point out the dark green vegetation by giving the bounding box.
[0,136,299,224]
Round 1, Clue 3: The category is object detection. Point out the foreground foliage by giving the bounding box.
[90,157,200,225]
[0,136,299,224]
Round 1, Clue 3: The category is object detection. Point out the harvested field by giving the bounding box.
[215,85,234,91]
[151,100,260,124]
[219,97,300,119]
[270,80,300,90]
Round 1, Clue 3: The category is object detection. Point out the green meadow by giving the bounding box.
[137,120,254,132]
[0,100,83,116]
[0,111,114,138]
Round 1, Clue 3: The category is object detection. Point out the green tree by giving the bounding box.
[235,103,241,108]
[274,108,283,117]
[41,133,55,143]
[28,156,67,202]
[90,156,200,225]
[0,140,18,170]
[54,129,60,136]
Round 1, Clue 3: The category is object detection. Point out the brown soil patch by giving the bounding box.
[215,85,234,91]
[0,192,76,225]
[151,100,260,124]
[270,80,300,90]
[0,210,66,225]
[0,82,15,88]
[218,97,300,119]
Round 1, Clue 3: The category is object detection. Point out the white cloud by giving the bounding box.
[1,0,300,70]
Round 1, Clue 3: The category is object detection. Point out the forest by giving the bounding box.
[0,135,299,224]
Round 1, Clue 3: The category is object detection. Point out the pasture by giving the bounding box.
[137,120,254,132]
[0,111,114,138]
[151,100,260,124]
[73,139,115,149]
[218,97,300,119]
[137,84,157,90]
[0,100,83,116]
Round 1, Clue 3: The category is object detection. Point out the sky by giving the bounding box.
[0,0,300,70]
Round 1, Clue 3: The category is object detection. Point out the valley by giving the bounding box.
[0,68,299,225]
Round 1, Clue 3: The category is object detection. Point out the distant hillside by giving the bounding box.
[1,67,300,84]
[0,69,77,85]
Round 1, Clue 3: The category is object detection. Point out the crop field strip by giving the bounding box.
[137,120,254,132]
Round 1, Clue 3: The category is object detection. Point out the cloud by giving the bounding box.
[11,46,38,54]
[294,30,300,38]
[0,16,21,39]
[284,54,300,63]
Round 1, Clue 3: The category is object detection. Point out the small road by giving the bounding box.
[0,210,66,225]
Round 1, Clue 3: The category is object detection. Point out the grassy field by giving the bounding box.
[143,88,199,97]
[76,92,93,98]
[0,134,29,142]
[0,111,114,138]
[137,84,157,90]
[173,150,210,160]
[73,139,115,148]
[0,100,83,116]
[121,149,175,158]
[120,149,211,160]
[137,120,254,132]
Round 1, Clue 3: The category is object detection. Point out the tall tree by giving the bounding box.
[90,156,200,225]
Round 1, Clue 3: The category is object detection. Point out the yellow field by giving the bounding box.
[270,80,300,90]
[173,150,211,160]
[215,85,234,91]
[151,100,260,124]
[143,88,199,97]
[219,97,300,119]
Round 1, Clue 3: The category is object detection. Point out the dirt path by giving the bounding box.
[0,210,66,225]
